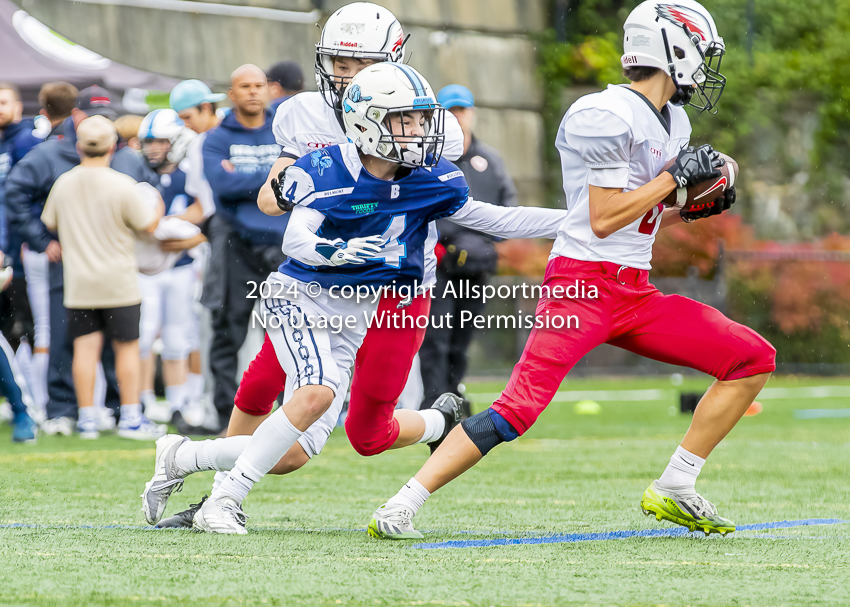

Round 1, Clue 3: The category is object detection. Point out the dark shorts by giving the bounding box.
[67,304,141,342]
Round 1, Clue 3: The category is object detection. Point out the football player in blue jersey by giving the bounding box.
[142,62,569,534]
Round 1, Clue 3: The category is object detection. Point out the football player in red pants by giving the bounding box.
[368,0,776,540]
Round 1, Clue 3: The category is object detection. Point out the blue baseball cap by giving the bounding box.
[169,80,227,113]
[437,84,475,109]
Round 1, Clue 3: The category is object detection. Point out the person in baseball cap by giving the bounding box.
[437,84,475,110]
[169,80,226,135]
[75,85,119,120]
[76,115,118,157]
[266,60,304,111]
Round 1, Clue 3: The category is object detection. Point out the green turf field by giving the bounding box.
[2,375,849,606]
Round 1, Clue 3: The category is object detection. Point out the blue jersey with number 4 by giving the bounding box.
[278,143,469,288]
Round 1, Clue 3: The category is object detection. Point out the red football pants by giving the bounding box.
[491,257,776,435]
[234,293,431,456]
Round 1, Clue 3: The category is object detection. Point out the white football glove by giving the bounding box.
[321,235,384,266]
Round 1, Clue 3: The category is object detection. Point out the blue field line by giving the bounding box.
[409,518,850,550]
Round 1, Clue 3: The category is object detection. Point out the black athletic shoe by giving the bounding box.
[173,411,222,436]
[429,393,464,454]
[155,496,208,529]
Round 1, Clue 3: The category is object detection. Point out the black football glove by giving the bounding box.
[271,168,293,213]
[666,144,724,189]
[680,185,736,222]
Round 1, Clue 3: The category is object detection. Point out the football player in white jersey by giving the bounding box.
[368,0,776,540]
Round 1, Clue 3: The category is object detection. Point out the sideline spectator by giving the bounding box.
[0,82,40,356]
[169,79,225,433]
[201,64,284,431]
[37,82,78,140]
[266,60,304,112]
[5,85,157,437]
[19,82,78,417]
[41,116,165,441]
[418,84,519,412]
[135,109,208,428]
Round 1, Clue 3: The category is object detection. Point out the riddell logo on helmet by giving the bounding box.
[623,55,639,65]
[337,40,361,48]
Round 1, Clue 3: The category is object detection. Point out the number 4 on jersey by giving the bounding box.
[375,214,407,268]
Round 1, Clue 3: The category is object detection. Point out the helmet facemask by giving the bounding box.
[375,106,445,168]
[662,24,726,113]
[350,103,444,168]
[315,48,403,107]
[141,138,172,169]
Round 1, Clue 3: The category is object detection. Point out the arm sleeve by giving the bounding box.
[272,99,301,159]
[447,198,568,240]
[123,183,158,232]
[442,111,465,162]
[280,165,317,208]
[181,147,216,218]
[4,153,53,252]
[281,205,342,266]
[202,133,268,198]
[563,107,632,189]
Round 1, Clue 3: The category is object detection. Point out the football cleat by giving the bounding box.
[11,411,38,443]
[142,434,189,525]
[77,415,100,440]
[367,503,423,540]
[42,416,74,437]
[118,415,167,441]
[96,407,117,432]
[143,399,172,424]
[193,495,249,535]
[641,480,735,536]
[156,496,207,529]
[428,392,464,454]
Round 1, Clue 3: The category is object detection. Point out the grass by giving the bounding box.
[2,374,850,606]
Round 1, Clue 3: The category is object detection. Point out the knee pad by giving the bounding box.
[461,408,520,456]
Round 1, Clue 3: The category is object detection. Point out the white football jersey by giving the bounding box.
[551,84,692,269]
[272,91,466,288]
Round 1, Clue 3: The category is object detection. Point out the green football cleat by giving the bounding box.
[367,503,424,540]
[641,481,736,536]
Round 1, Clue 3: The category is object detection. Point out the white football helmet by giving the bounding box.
[342,63,445,168]
[138,108,196,167]
[315,2,406,106]
[621,0,726,112]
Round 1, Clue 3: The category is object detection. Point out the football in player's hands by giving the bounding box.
[660,151,738,215]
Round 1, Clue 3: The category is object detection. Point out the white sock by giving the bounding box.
[31,351,49,409]
[174,435,252,475]
[657,445,705,492]
[94,363,107,409]
[415,409,446,444]
[387,478,430,516]
[210,409,303,502]
[120,403,143,424]
[165,383,189,412]
[78,406,97,423]
[212,470,229,493]
[188,373,204,401]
